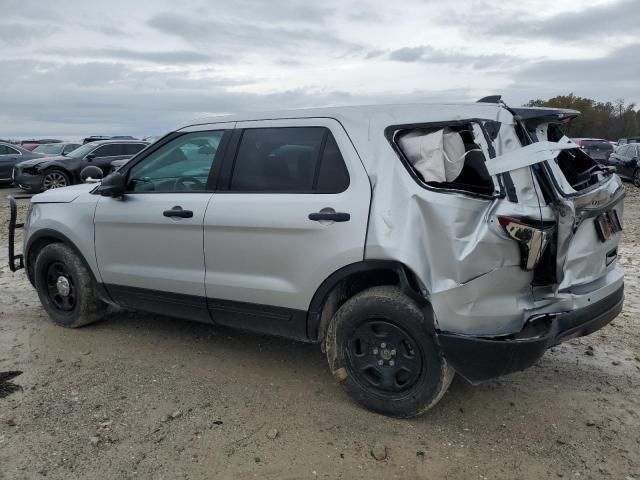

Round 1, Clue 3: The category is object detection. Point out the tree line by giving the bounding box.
[526,94,639,141]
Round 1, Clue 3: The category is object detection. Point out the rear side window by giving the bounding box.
[93,144,123,157]
[123,143,147,155]
[0,145,19,155]
[230,127,349,193]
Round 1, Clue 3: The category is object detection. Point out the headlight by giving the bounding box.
[22,166,41,175]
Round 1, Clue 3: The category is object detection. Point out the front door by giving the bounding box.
[203,119,371,338]
[94,127,233,322]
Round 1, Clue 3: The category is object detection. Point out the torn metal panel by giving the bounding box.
[485,141,575,176]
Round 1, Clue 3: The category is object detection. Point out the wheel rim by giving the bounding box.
[346,319,423,394]
[45,262,76,312]
[43,172,68,190]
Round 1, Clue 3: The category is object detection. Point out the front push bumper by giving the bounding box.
[437,285,624,384]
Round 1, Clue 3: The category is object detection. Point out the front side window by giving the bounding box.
[229,127,349,193]
[127,131,223,193]
[123,143,147,155]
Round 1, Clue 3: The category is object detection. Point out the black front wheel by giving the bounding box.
[325,286,453,418]
[42,170,70,190]
[34,243,107,327]
[633,168,640,187]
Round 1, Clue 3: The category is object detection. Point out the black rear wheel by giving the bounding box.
[325,286,453,418]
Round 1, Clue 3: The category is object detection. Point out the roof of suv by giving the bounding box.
[90,139,148,146]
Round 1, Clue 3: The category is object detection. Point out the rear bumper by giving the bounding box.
[438,284,624,383]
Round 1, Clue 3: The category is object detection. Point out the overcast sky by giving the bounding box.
[1,0,638,138]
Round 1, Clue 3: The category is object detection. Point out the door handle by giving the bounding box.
[163,206,193,218]
[308,208,350,222]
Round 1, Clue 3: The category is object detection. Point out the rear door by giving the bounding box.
[203,118,371,338]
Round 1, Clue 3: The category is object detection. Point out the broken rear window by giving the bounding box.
[391,122,495,196]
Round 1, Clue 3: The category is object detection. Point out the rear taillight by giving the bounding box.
[497,216,555,271]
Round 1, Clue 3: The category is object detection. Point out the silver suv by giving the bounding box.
[8,100,625,417]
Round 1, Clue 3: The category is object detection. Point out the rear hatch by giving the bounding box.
[517,109,624,290]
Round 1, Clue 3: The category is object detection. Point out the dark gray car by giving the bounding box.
[607,143,640,186]
[0,143,45,186]
[13,140,149,192]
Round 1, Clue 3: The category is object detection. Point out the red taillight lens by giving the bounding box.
[497,216,554,271]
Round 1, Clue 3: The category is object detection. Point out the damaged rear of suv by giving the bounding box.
[9,99,623,418]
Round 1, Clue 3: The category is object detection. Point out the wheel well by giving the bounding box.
[25,236,62,285]
[308,261,428,344]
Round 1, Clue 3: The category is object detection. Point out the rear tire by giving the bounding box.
[325,286,453,418]
[42,169,70,190]
[34,243,107,328]
[633,168,640,187]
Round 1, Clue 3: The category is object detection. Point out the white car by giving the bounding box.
[8,99,624,417]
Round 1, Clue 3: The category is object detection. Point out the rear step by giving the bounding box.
[8,194,33,272]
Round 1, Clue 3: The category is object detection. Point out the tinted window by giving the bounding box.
[123,143,147,155]
[316,133,349,192]
[0,145,19,155]
[93,144,123,157]
[230,127,349,193]
[128,131,223,193]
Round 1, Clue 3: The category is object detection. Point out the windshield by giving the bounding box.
[33,144,63,154]
[66,143,96,159]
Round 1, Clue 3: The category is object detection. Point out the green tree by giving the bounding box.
[525,94,639,140]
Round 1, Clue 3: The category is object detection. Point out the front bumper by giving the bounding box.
[13,169,44,192]
[437,284,624,383]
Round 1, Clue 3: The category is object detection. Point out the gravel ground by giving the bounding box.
[0,185,638,480]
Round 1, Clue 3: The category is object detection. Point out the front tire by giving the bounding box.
[633,168,640,187]
[34,243,107,328]
[42,169,70,190]
[325,286,453,418]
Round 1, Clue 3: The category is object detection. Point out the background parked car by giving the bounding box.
[13,139,149,191]
[32,142,81,156]
[617,136,640,146]
[607,143,640,186]
[20,139,62,151]
[83,135,137,144]
[572,138,614,162]
[0,142,45,186]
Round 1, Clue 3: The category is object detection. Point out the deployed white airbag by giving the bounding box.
[399,128,466,182]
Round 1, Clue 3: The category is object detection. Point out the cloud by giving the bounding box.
[44,48,225,65]
[0,22,58,46]
[451,0,640,41]
[387,45,521,69]
[147,12,362,55]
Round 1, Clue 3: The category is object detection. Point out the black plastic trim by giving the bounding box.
[438,285,624,384]
[106,284,212,324]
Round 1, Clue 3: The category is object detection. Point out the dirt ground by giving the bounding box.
[0,186,638,480]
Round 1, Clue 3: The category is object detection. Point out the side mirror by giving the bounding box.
[85,153,96,161]
[80,166,103,183]
[95,171,126,197]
